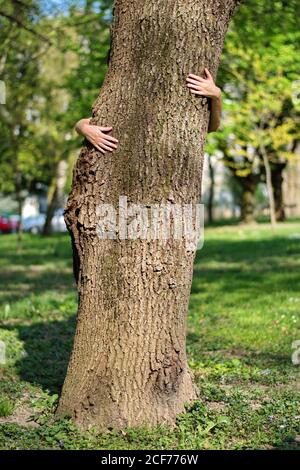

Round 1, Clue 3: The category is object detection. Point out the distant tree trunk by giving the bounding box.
[241,187,255,223]
[43,160,68,236]
[237,176,258,224]
[260,145,276,228]
[271,162,287,222]
[57,0,239,430]
[207,155,215,224]
[283,143,300,218]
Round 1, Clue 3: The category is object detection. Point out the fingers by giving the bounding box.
[187,73,203,82]
[186,71,217,98]
[186,74,207,97]
[186,77,204,86]
[93,141,114,154]
[94,144,105,154]
[101,139,118,150]
[187,74,206,83]
[93,126,119,154]
[190,89,205,95]
[187,70,214,84]
[85,124,120,154]
[89,136,118,154]
[101,133,118,144]
[100,142,115,152]
[186,83,206,93]
[99,126,119,146]
[204,68,213,80]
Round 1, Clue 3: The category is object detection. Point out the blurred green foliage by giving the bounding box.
[209,0,300,216]
[0,0,299,218]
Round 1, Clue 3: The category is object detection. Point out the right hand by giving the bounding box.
[81,123,119,154]
[186,68,221,100]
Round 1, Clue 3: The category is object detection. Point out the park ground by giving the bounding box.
[0,222,300,450]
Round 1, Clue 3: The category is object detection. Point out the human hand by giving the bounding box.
[79,121,119,154]
[186,68,221,100]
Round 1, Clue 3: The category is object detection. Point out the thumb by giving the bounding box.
[100,126,113,132]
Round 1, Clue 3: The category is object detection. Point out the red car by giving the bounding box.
[0,214,19,233]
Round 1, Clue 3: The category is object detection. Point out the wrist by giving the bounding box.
[76,120,90,135]
[212,87,221,101]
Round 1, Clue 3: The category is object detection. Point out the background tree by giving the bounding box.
[214,0,300,223]
[0,1,112,236]
[0,0,46,240]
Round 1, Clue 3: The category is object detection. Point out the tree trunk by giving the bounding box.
[241,187,255,223]
[237,175,258,224]
[261,148,276,229]
[271,162,287,222]
[43,160,68,236]
[57,0,239,430]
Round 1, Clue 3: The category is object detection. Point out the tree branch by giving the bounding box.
[0,10,52,44]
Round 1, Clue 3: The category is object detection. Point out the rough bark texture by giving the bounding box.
[57,0,239,430]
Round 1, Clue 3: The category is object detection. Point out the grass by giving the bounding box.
[0,222,300,449]
[0,396,14,417]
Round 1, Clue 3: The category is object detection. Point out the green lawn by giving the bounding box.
[0,223,300,449]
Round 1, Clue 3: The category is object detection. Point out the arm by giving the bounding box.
[186,68,222,133]
[75,118,119,154]
[207,89,222,133]
[75,118,91,136]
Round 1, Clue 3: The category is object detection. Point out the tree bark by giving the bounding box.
[260,146,276,229]
[237,175,258,224]
[241,186,255,223]
[57,0,239,430]
[271,162,287,222]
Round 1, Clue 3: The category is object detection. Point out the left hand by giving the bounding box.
[186,68,221,100]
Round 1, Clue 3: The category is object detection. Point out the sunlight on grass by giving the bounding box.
[0,224,300,449]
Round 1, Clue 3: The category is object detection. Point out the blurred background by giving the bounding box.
[0,0,299,236]
[0,0,300,450]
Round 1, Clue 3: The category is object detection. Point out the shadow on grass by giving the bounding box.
[13,320,294,397]
[0,234,73,304]
[191,236,300,296]
[1,231,299,395]
[13,316,76,394]
[274,439,300,450]
[0,271,74,305]
[195,236,300,264]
